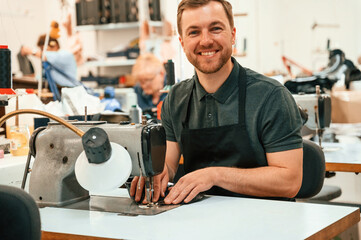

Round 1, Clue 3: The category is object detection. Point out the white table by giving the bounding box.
[0,154,30,188]
[40,189,360,240]
[1,149,360,239]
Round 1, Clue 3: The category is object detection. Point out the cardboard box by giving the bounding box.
[331,89,361,123]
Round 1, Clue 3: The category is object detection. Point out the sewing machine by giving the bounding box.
[293,86,332,146]
[27,120,175,215]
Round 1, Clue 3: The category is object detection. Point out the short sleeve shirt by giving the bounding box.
[161,58,303,164]
[134,84,167,110]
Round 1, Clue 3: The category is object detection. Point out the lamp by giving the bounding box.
[75,127,132,192]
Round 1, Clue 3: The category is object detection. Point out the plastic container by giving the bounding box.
[129,105,142,124]
[8,125,30,156]
[5,91,42,137]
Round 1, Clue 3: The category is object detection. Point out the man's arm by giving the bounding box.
[164,148,303,204]
[164,141,182,181]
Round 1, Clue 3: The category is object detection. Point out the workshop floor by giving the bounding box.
[334,222,359,240]
[325,173,361,240]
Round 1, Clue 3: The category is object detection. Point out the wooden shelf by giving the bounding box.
[83,59,136,68]
[75,22,140,31]
[75,20,164,32]
[148,21,163,27]
[233,12,248,17]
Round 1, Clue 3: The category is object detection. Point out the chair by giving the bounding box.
[295,139,326,198]
[309,185,342,201]
[0,185,41,240]
[17,51,35,76]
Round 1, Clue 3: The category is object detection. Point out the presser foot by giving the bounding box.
[64,195,180,216]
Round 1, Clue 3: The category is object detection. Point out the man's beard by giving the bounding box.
[187,46,232,74]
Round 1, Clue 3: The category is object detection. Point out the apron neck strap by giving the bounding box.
[181,80,194,128]
[181,64,248,128]
[238,65,247,127]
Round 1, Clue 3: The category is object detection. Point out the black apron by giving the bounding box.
[180,65,260,197]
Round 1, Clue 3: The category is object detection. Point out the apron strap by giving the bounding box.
[238,66,247,128]
[181,64,248,128]
[181,80,195,128]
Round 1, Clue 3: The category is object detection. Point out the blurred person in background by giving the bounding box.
[131,53,167,111]
[20,21,80,88]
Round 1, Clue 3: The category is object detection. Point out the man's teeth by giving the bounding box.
[201,51,216,56]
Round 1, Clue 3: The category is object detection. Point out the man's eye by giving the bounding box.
[212,27,222,32]
[188,31,199,36]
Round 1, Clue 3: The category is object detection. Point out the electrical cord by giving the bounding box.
[0,109,85,137]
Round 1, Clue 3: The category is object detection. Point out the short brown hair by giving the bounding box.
[37,34,60,49]
[177,0,234,36]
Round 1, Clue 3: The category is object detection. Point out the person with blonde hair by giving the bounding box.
[132,53,167,110]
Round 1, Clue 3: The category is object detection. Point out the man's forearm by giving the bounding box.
[164,141,182,182]
[212,165,301,198]
[166,162,177,182]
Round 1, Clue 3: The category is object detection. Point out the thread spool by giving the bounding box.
[164,59,175,86]
[0,45,12,88]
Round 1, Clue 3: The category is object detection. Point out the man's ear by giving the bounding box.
[179,36,185,50]
[231,27,236,45]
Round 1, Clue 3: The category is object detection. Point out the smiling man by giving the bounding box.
[130,0,304,204]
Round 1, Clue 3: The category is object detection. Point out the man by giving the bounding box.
[130,0,303,204]
[132,53,168,110]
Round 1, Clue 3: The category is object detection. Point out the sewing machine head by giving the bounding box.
[293,87,331,145]
[28,120,166,208]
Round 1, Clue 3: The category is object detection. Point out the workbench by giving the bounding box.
[40,189,360,240]
[324,142,361,173]
[1,150,360,239]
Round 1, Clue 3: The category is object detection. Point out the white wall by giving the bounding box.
[253,0,360,74]
[167,0,361,79]
[0,0,77,77]
[1,0,360,80]
[0,0,47,75]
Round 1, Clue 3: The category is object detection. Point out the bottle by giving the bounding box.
[129,105,142,124]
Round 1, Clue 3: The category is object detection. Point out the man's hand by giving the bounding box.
[20,46,33,56]
[164,167,215,204]
[129,165,169,203]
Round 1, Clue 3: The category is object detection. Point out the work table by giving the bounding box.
[40,189,360,240]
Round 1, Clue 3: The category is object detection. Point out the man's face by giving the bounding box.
[137,71,164,95]
[179,1,236,74]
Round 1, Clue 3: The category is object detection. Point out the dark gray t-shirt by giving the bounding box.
[161,59,303,166]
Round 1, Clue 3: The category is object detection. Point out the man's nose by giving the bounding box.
[200,31,213,46]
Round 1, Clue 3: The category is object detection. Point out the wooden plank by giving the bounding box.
[42,231,122,240]
[326,162,361,173]
[306,208,360,240]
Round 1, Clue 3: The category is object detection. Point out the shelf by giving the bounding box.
[75,22,140,31]
[83,59,136,68]
[233,12,248,17]
[148,21,163,27]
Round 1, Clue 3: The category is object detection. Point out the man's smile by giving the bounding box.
[200,51,217,56]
